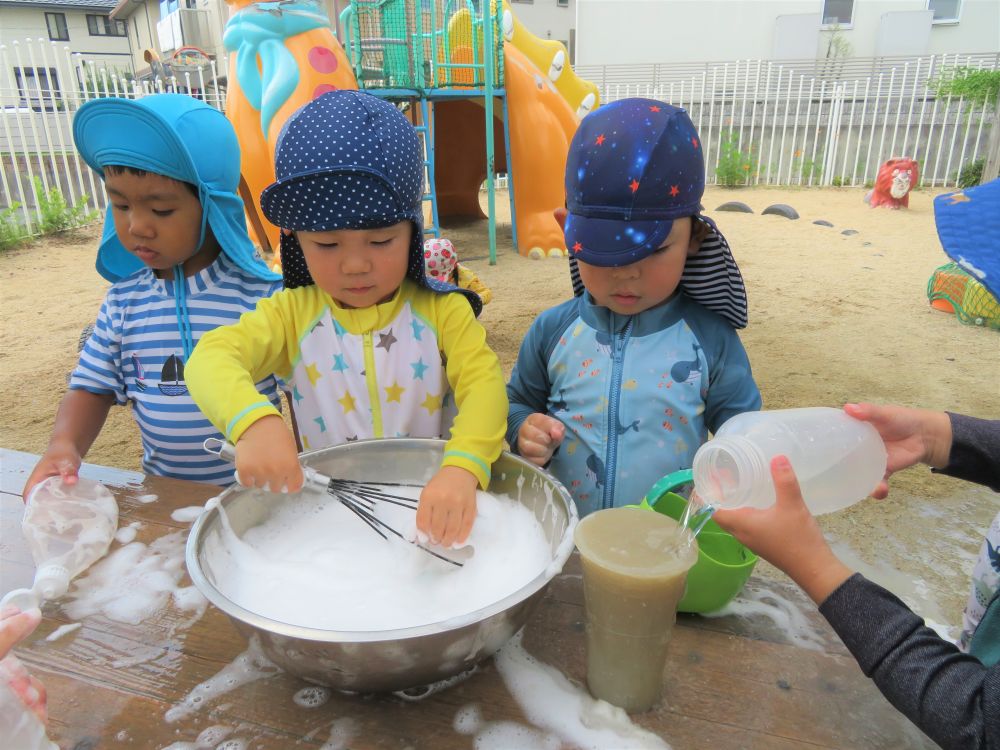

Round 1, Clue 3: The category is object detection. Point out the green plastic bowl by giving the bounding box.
[639,471,758,614]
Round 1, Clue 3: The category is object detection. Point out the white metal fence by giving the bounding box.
[585,53,998,188]
[1,39,997,238]
[0,38,226,236]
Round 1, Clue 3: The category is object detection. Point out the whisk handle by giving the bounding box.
[204,437,332,492]
[203,437,237,464]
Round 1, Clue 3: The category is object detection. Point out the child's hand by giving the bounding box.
[234,415,303,493]
[23,441,82,501]
[843,403,952,498]
[516,413,565,467]
[416,466,479,548]
[713,456,853,604]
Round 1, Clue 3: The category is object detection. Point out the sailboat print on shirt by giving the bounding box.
[158,354,189,396]
[131,354,147,392]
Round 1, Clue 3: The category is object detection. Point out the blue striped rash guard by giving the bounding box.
[507,292,761,517]
[70,253,282,484]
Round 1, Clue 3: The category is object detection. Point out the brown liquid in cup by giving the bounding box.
[574,507,697,712]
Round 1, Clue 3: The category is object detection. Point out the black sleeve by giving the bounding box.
[818,573,1000,750]
[933,413,1000,492]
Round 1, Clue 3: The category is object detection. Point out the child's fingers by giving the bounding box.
[770,456,805,510]
[56,459,79,485]
[0,608,41,657]
[415,498,433,541]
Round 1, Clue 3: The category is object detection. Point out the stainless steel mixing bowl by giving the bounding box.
[185,438,577,692]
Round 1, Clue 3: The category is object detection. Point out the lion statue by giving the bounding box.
[865,158,919,209]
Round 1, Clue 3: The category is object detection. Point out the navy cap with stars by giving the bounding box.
[565,99,705,267]
[260,90,481,315]
[563,98,749,329]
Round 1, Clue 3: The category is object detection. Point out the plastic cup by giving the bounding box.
[574,507,697,712]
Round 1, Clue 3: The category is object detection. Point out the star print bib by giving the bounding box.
[290,298,451,450]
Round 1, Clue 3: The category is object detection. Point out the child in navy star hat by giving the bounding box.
[188,90,508,547]
[507,98,761,517]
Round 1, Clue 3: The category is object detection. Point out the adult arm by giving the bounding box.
[936,413,1000,491]
[820,574,1000,750]
[713,457,999,750]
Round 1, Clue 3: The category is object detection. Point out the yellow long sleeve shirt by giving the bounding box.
[186,279,508,487]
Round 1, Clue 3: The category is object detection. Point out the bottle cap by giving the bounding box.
[33,564,71,600]
[0,587,40,612]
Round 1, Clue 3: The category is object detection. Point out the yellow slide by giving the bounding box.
[436,1,600,257]
[500,2,598,119]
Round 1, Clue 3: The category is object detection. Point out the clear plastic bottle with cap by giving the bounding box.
[0,476,119,612]
[691,407,888,515]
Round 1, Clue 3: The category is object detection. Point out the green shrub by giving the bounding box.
[33,177,99,235]
[831,176,845,187]
[0,203,28,252]
[957,158,985,189]
[714,132,756,187]
[792,150,823,184]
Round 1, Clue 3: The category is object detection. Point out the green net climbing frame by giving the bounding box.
[344,0,505,90]
[927,262,1000,330]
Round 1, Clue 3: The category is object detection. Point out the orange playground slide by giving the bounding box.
[434,43,579,258]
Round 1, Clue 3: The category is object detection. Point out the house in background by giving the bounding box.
[0,0,131,108]
[509,0,576,61]
[575,0,1000,65]
[108,0,348,84]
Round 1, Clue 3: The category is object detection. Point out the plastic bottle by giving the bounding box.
[691,407,887,515]
[0,476,119,612]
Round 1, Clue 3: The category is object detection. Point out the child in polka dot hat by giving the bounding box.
[188,91,508,547]
[424,238,493,305]
[507,99,761,517]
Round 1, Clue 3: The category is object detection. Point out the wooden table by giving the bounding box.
[1,448,934,749]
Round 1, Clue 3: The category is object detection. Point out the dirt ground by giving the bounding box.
[2,186,997,628]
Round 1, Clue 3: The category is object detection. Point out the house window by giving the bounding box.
[45,12,69,41]
[14,67,60,112]
[557,0,569,7]
[928,0,961,22]
[87,15,128,37]
[822,0,854,26]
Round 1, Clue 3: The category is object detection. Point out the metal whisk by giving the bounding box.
[203,438,462,567]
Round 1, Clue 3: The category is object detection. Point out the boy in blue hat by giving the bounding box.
[24,94,282,497]
[187,91,507,548]
[507,98,761,516]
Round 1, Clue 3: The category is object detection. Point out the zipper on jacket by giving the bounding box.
[362,332,383,437]
[602,319,633,509]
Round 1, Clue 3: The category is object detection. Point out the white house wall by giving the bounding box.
[0,6,131,60]
[576,0,1000,65]
[508,0,576,49]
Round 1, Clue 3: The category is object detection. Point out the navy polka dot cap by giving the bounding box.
[564,98,747,327]
[261,91,481,315]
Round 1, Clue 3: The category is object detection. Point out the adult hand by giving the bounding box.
[844,403,952,499]
[415,465,479,548]
[0,606,47,724]
[713,456,853,605]
[234,415,303,493]
[22,441,81,502]
[516,413,565,467]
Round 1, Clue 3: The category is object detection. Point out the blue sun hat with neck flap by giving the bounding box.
[564,98,748,329]
[260,90,482,317]
[73,93,278,283]
[934,177,1000,303]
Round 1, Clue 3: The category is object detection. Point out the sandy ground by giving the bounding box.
[2,186,997,631]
